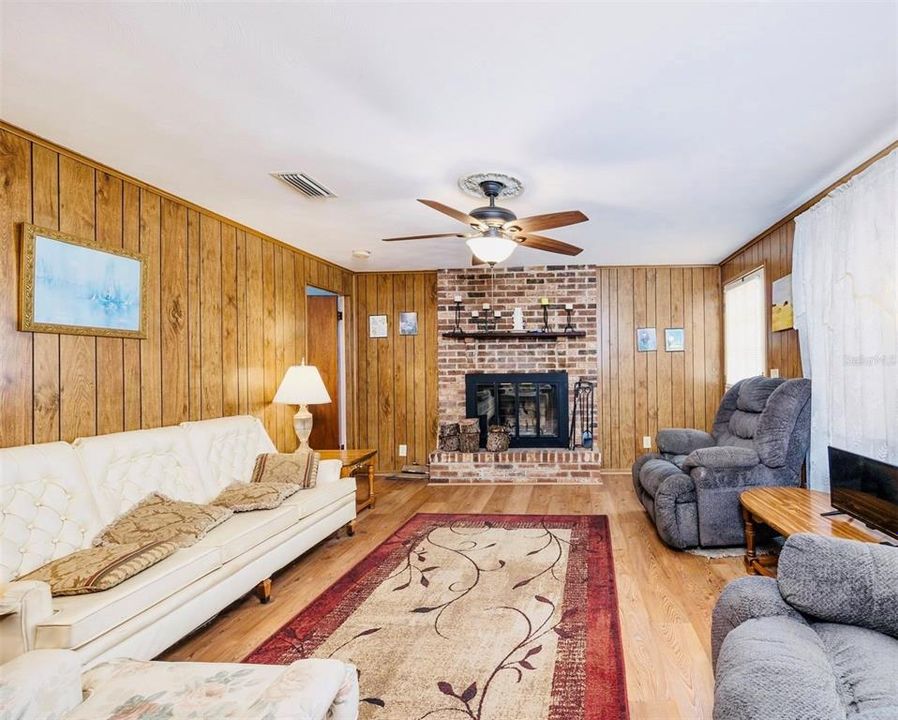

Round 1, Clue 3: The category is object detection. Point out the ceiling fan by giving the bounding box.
[382,174,588,265]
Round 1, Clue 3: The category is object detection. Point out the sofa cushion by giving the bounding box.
[736,376,784,412]
[1,442,104,582]
[280,476,357,520]
[93,493,233,548]
[656,428,715,455]
[74,427,218,522]
[192,507,298,563]
[21,540,179,596]
[813,622,898,717]
[714,616,845,720]
[34,546,221,650]
[181,416,278,494]
[251,452,320,488]
[778,534,898,639]
[729,410,760,439]
[212,482,300,512]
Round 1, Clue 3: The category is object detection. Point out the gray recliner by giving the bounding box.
[632,376,812,548]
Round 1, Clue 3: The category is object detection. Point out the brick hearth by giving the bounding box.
[429,449,602,484]
[431,265,601,483]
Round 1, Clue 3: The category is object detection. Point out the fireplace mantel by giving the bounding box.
[442,330,586,341]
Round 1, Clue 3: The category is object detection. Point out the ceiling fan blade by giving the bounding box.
[517,234,583,256]
[382,232,467,242]
[418,199,486,229]
[505,210,588,233]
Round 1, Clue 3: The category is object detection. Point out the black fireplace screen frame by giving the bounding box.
[465,372,569,449]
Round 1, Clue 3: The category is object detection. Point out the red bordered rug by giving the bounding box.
[245,513,628,720]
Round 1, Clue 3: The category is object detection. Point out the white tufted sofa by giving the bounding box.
[0,415,356,667]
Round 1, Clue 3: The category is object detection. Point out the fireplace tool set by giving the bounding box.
[569,379,595,450]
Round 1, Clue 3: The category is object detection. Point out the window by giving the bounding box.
[724,268,766,386]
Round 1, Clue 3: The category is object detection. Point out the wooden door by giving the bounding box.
[307,295,340,449]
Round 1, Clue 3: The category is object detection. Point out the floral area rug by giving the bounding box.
[245,513,628,720]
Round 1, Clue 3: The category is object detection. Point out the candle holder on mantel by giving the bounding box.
[539,297,551,333]
[452,297,464,333]
[471,310,499,333]
[563,304,576,334]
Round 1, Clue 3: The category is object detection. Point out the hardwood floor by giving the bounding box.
[162,476,744,719]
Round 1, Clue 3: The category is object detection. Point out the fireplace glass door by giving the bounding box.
[465,372,569,448]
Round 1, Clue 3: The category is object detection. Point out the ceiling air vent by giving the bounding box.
[270,172,337,199]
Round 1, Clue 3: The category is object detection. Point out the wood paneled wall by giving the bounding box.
[598,266,723,469]
[354,272,439,472]
[720,223,802,380]
[0,124,353,451]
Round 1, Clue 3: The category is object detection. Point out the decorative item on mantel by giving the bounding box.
[563,303,576,333]
[486,425,511,452]
[512,307,525,332]
[540,296,551,332]
[452,295,464,333]
[439,422,460,452]
[458,418,480,453]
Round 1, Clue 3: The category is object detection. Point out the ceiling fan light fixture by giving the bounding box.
[465,234,517,265]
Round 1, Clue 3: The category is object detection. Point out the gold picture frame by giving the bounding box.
[19,223,147,339]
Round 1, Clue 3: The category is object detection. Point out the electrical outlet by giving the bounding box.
[642,436,652,449]
[398,444,408,457]
[770,368,780,378]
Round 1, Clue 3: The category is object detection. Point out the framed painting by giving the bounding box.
[19,223,147,338]
[771,274,794,331]
[368,314,388,338]
[665,328,685,352]
[399,311,418,336]
[636,327,657,352]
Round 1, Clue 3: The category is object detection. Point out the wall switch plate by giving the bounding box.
[770,368,780,378]
[642,436,652,449]
[398,444,408,457]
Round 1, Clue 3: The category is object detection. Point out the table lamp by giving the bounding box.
[273,362,332,452]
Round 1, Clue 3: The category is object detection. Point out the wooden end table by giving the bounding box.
[740,487,881,576]
[319,449,377,526]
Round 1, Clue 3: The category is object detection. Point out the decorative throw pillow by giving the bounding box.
[211,482,301,512]
[93,492,233,548]
[251,452,319,488]
[22,541,178,596]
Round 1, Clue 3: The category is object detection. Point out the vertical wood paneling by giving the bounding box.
[221,224,239,417]
[31,144,59,443]
[139,189,162,429]
[186,209,202,420]
[354,272,439,471]
[597,265,723,469]
[0,130,32,447]
[199,215,222,419]
[0,126,353,453]
[160,198,189,426]
[122,183,142,431]
[95,172,124,435]
[58,156,97,441]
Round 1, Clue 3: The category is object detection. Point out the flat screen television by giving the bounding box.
[828,446,898,539]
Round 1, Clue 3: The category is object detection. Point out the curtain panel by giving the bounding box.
[793,149,898,490]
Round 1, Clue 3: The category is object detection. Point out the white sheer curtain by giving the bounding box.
[793,149,898,490]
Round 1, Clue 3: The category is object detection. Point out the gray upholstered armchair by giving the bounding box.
[632,376,812,548]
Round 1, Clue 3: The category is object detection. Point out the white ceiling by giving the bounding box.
[2,2,896,271]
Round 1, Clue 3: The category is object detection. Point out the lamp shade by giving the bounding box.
[273,364,331,405]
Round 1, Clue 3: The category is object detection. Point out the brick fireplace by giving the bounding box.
[430,265,602,483]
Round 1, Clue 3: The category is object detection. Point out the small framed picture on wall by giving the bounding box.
[665,328,685,352]
[636,327,657,352]
[368,314,388,338]
[399,311,418,336]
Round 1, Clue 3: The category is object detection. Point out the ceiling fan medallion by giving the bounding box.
[458,172,524,200]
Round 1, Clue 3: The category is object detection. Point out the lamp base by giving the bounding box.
[292,405,314,453]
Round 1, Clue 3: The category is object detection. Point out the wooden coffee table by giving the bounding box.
[740,487,880,576]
